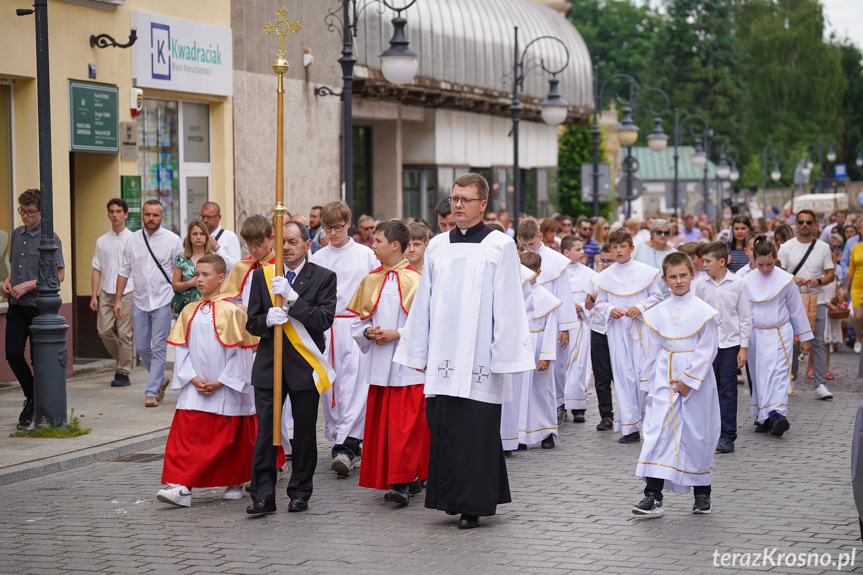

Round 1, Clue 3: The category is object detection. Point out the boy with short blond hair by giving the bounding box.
[592,229,663,443]
[693,242,751,454]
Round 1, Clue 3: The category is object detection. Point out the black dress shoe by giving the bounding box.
[517,443,527,451]
[246,498,276,515]
[503,450,512,458]
[571,410,586,423]
[408,479,422,495]
[111,372,130,387]
[618,431,640,444]
[17,399,34,430]
[458,514,480,529]
[384,483,410,506]
[288,497,309,512]
[540,435,555,449]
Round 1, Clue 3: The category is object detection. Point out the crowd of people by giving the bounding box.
[5,175,857,527]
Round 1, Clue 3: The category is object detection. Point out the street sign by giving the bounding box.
[581,163,612,202]
[69,81,119,153]
[619,174,644,202]
[664,181,688,211]
[836,164,848,179]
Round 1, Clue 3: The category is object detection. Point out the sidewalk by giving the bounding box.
[0,363,175,485]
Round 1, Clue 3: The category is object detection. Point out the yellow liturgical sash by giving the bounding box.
[264,264,335,394]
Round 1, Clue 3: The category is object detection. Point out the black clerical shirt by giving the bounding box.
[449,221,493,244]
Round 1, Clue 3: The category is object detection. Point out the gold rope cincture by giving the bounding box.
[628,315,646,358]
[753,321,794,396]
[664,347,694,459]
[566,318,586,369]
[264,265,335,394]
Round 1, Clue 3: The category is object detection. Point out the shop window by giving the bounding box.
[352,126,372,218]
[0,84,12,306]
[137,100,181,234]
[402,166,437,221]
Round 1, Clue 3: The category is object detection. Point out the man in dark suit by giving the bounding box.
[245,221,337,514]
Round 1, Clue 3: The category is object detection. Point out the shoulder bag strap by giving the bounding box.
[790,240,817,277]
[142,231,173,285]
[215,228,225,241]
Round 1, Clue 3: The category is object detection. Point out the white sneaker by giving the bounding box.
[331,453,352,477]
[157,484,191,507]
[856,342,862,354]
[815,384,834,400]
[222,484,245,500]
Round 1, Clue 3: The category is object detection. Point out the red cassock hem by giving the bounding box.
[359,384,430,490]
[161,410,256,487]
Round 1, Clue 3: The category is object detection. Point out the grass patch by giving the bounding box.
[10,408,91,438]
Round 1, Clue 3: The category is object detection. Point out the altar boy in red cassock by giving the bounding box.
[156,254,259,507]
[348,220,428,505]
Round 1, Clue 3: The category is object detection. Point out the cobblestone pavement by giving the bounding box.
[1,352,862,574]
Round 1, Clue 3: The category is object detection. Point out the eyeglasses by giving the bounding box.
[323,223,347,232]
[17,208,39,217]
[451,197,482,206]
[361,225,375,231]
[796,219,814,225]
[199,214,219,221]
[597,259,614,266]
[654,230,671,236]
[244,241,268,250]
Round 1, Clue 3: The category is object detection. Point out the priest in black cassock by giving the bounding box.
[393,173,535,529]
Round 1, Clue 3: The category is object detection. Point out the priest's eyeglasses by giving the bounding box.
[451,197,482,206]
[323,223,347,232]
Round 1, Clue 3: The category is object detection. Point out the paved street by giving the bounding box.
[0,352,862,574]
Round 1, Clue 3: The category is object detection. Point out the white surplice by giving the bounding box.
[593,259,663,434]
[171,304,254,416]
[536,244,577,405]
[394,231,535,404]
[501,266,536,450]
[311,239,378,443]
[564,262,597,411]
[519,283,561,444]
[350,267,425,388]
[744,267,814,422]
[637,291,720,492]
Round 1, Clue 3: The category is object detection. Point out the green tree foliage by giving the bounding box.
[836,40,863,180]
[558,124,613,219]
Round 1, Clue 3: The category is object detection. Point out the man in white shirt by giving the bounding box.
[90,199,134,388]
[777,209,835,400]
[200,202,241,272]
[819,210,845,242]
[114,200,183,407]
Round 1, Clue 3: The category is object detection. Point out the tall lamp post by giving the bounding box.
[620,86,669,218]
[15,0,69,427]
[715,144,740,214]
[315,0,419,215]
[671,108,709,220]
[508,26,570,229]
[808,135,837,194]
[691,131,733,218]
[761,146,782,214]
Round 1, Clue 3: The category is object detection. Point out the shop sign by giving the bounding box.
[69,81,119,153]
[121,175,143,232]
[131,11,233,97]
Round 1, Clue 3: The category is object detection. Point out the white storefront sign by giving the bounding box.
[131,11,233,97]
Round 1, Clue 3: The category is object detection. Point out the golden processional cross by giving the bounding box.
[263,6,300,445]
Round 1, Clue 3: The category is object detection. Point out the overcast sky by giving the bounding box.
[821,0,863,48]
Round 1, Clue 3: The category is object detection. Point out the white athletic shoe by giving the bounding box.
[855,342,862,354]
[331,453,353,477]
[815,384,834,400]
[157,484,191,507]
[222,484,245,500]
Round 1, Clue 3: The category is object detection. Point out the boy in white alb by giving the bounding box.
[633,252,720,517]
[561,235,597,422]
[157,255,258,507]
[516,251,561,449]
[517,219,577,426]
[593,228,663,443]
[349,221,427,505]
[501,263,537,455]
[310,201,378,476]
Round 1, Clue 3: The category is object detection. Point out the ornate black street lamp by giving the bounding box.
[671,109,709,220]
[762,146,782,212]
[315,0,419,214]
[508,26,570,228]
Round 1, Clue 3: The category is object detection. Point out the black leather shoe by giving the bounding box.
[17,399,34,430]
[457,514,480,529]
[288,497,309,512]
[517,443,527,451]
[571,410,586,423]
[384,483,410,506]
[540,435,555,449]
[111,372,130,387]
[503,450,512,458]
[618,431,640,444]
[408,479,422,495]
[246,497,276,515]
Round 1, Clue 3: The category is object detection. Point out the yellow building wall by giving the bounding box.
[0,0,233,302]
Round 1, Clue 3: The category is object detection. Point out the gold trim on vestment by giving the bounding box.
[637,461,713,475]
[642,313,720,340]
[748,276,794,303]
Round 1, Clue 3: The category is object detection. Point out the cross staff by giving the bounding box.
[263,6,300,446]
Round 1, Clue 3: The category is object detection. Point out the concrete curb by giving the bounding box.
[0,428,169,486]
